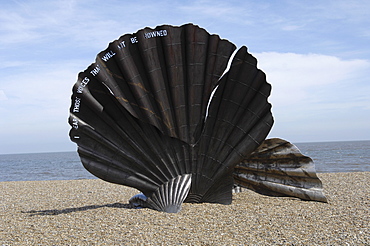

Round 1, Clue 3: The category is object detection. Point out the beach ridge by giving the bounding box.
[1,172,369,245]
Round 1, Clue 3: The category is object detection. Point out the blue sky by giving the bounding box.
[1,0,369,154]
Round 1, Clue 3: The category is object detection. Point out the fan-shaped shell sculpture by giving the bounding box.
[233,138,327,202]
[69,23,325,212]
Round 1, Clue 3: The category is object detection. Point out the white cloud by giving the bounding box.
[0,0,139,49]
[254,52,370,107]
[0,90,7,101]
[0,60,84,127]
[254,52,370,142]
[281,25,304,31]
[179,1,243,18]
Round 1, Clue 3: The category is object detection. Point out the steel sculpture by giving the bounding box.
[69,23,326,213]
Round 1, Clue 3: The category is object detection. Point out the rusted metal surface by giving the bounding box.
[234,138,327,202]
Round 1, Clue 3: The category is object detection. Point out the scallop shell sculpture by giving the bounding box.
[233,138,327,202]
[69,23,325,212]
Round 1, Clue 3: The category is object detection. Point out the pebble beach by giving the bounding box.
[1,172,369,245]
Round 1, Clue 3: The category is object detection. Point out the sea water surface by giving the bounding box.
[0,140,369,182]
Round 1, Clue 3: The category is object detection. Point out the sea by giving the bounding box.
[0,140,369,182]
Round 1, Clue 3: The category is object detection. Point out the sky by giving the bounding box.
[1,0,369,154]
